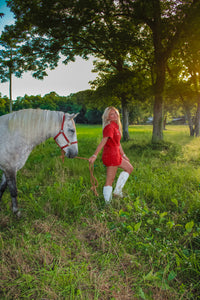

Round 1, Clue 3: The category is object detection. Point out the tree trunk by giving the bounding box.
[186,108,195,136]
[9,67,12,113]
[151,51,166,143]
[150,0,167,143]
[181,96,194,136]
[121,101,130,141]
[194,98,200,136]
[163,115,167,130]
[152,94,163,143]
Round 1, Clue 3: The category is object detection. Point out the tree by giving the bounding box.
[119,0,200,142]
[90,57,152,138]
[0,93,10,115]
[164,8,200,136]
[5,0,145,140]
[0,25,27,112]
[165,53,199,136]
[6,0,200,141]
[179,35,200,136]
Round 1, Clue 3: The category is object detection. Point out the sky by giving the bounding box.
[0,1,97,99]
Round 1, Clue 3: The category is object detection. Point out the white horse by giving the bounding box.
[0,109,78,217]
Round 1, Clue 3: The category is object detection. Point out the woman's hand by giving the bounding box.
[122,154,130,162]
[89,154,97,164]
[88,137,108,164]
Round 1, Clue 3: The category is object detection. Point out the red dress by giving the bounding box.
[102,121,122,166]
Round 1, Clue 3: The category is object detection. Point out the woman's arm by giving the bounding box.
[89,137,109,163]
[119,144,130,161]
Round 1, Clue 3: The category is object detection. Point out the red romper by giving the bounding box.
[102,121,122,166]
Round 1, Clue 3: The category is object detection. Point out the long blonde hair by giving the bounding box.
[102,107,122,135]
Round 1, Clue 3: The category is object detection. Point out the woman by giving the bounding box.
[89,107,133,203]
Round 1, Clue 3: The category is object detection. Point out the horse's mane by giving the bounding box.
[8,109,63,143]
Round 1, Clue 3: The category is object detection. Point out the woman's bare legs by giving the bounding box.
[105,159,133,186]
[104,159,134,201]
[119,158,134,174]
[105,166,118,186]
[103,166,118,203]
[113,158,134,197]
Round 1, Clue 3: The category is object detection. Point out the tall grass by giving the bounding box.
[0,124,200,299]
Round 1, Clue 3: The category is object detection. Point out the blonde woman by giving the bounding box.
[89,107,133,203]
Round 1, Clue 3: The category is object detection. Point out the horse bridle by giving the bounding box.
[54,114,78,150]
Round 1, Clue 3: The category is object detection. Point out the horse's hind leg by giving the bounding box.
[6,171,21,217]
[0,173,7,206]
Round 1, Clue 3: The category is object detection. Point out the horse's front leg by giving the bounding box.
[6,171,21,217]
[0,173,7,207]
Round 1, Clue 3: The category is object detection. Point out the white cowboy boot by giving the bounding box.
[113,171,129,198]
[103,186,113,203]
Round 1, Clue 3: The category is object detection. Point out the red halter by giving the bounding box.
[54,115,78,150]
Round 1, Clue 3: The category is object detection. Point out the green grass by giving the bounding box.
[0,124,200,299]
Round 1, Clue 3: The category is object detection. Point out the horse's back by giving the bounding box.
[0,111,33,172]
[0,114,9,143]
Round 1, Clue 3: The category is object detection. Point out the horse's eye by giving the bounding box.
[69,128,75,134]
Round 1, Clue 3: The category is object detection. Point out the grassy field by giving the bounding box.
[0,124,200,299]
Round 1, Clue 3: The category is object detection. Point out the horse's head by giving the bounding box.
[54,112,79,158]
[63,113,79,158]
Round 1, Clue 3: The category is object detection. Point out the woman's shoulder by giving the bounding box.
[106,121,118,128]
[103,122,115,131]
[103,122,115,136]
[110,121,119,129]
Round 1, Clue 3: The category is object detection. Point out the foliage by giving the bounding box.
[0,124,200,299]
[1,0,200,142]
[162,0,200,137]
[2,0,151,140]
[0,91,151,125]
[0,93,10,116]
[0,25,33,111]
[6,0,139,76]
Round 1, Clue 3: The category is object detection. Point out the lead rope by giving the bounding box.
[60,150,99,196]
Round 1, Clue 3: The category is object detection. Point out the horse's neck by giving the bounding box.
[27,110,63,146]
[44,110,63,139]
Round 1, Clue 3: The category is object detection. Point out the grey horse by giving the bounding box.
[0,109,78,217]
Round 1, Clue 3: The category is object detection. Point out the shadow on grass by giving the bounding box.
[129,140,182,161]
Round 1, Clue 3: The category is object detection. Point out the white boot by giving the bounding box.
[103,186,113,203]
[113,171,129,198]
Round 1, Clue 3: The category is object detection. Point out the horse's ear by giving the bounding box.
[70,113,79,120]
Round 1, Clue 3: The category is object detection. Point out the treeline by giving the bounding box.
[0,91,102,124]
[0,90,152,125]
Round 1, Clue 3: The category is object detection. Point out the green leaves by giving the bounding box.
[171,198,178,208]
[185,221,194,234]
[168,270,177,281]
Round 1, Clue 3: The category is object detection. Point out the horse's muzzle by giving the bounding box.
[65,148,78,159]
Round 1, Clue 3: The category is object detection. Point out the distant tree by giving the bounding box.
[85,109,102,124]
[42,92,59,110]
[12,91,80,114]
[180,37,200,136]
[0,93,10,115]
[165,61,197,136]
[13,94,42,110]
[90,56,152,138]
[0,25,28,112]
[164,11,200,136]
